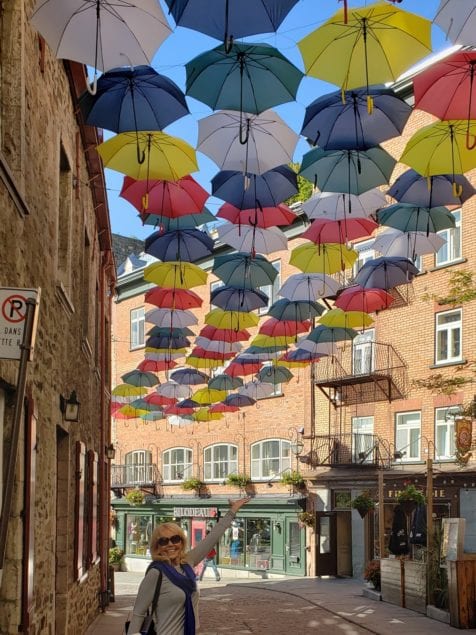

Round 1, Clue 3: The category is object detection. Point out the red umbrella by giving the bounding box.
[137,359,177,373]
[217,202,297,228]
[335,285,394,313]
[120,175,209,215]
[164,404,196,415]
[209,402,240,413]
[189,347,236,360]
[143,392,177,406]
[302,217,378,244]
[259,318,311,338]
[199,325,250,342]
[145,287,203,309]
[224,359,261,377]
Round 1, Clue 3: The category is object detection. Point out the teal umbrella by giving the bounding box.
[257,365,293,384]
[377,203,456,234]
[141,208,215,229]
[121,369,158,388]
[208,374,243,391]
[307,325,358,344]
[213,252,278,288]
[186,42,303,114]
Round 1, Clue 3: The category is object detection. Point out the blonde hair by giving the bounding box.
[150,522,188,564]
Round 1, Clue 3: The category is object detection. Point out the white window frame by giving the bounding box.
[435,309,462,365]
[395,411,421,462]
[203,444,238,482]
[352,329,375,375]
[351,416,374,463]
[258,260,281,315]
[163,447,193,483]
[125,450,152,484]
[436,209,461,266]
[435,407,458,460]
[250,439,291,480]
[352,239,375,278]
[130,306,145,350]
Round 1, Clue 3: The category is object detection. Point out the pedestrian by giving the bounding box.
[198,533,220,582]
[126,497,250,635]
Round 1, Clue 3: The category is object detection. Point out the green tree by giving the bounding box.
[285,162,314,207]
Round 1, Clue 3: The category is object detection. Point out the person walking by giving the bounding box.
[198,534,220,582]
[126,497,249,635]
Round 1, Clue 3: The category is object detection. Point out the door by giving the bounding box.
[352,329,375,375]
[191,518,207,577]
[316,512,337,576]
[284,518,305,576]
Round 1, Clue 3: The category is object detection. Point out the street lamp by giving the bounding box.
[289,426,305,470]
[59,390,80,422]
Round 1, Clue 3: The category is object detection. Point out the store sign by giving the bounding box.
[174,507,218,518]
[387,488,447,499]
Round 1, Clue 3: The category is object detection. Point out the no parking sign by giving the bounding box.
[0,287,40,360]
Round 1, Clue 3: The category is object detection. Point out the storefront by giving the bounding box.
[111,495,307,577]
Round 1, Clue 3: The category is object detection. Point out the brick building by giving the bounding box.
[0,4,115,633]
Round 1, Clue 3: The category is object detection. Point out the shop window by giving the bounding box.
[334,491,352,509]
[218,517,271,570]
[436,209,461,266]
[163,447,193,482]
[203,444,238,481]
[395,411,421,462]
[126,514,153,556]
[435,407,458,460]
[250,439,291,480]
[435,309,462,364]
[130,307,145,349]
[125,450,152,485]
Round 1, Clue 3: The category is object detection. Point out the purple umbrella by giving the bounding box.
[211,286,269,312]
[353,256,419,290]
[145,228,214,262]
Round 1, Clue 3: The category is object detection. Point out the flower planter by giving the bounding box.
[356,507,369,519]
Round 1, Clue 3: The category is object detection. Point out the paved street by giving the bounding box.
[86,572,476,634]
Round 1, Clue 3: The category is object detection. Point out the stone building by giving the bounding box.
[0,3,115,633]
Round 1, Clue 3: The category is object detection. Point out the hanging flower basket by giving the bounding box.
[351,491,375,519]
[397,484,425,515]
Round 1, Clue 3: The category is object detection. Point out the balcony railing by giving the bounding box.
[111,463,161,493]
[308,433,381,467]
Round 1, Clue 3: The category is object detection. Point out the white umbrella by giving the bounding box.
[373,228,446,259]
[30,0,171,74]
[217,222,287,255]
[239,381,275,400]
[144,351,184,361]
[302,189,387,221]
[279,273,341,301]
[296,339,336,356]
[157,381,192,399]
[434,1,476,47]
[194,337,242,354]
[167,415,194,427]
[197,109,299,175]
[145,308,198,328]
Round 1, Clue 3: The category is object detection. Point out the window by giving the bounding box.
[260,361,282,396]
[163,448,192,482]
[57,144,73,290]
[130,307,145,349]
[436,209,461,266]
[395,411,421,462]
[126,513,153,556]
[250,439,291,480]
[352,239,375,278]
[218,517,271,569]
[352,329,375,375]
[435,407,457,460]
[125,450,153,485]
[204,444,238,481]
[352,416,374,463]
[435,309,462,364]
[258,260,281,315]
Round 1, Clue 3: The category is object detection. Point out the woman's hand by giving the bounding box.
[228,497,251,514]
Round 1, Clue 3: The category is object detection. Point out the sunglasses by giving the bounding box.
[157,535,182,547]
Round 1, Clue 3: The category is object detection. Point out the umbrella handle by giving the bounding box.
[137,144,146,165]
[466,131,476,151]
[142,193,149,211]
[367,95,374,115]
[86,74,98,96]
[240,118,250,145]
[452,182,463,198]
[225,34,234,54]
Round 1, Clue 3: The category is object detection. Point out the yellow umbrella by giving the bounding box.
[205,308,259,330]
[186,356,224,369]
[298,3,431,95]
[193,408,224,422]
[112,383,147,397]
[290,243,357,274]
[191,387,228,404]
[97,131,198,180]
[277,359,309,368]
[144,261,207,289]
[114,404,148,418]
[319,308,374,329]
[251,334,296,348]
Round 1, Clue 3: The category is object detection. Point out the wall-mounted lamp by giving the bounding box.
[105,444,116,460]
[60,390,80,422]
[274,521,281,533]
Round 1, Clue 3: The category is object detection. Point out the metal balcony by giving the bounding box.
[111,463,161,496]
[306,433,381,467]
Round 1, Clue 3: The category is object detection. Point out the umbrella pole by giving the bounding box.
[224,0,233,53]
[467,63,476,150]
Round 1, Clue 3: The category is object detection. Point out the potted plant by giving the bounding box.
[351,491,376,519]
[226,473,251,488]
[397,483,426,514]
[298,511,315,529]
[181,476,204,493]
[280,470,305,489]
[108,547,124,571]
[364,559,381,591]
[125,488,145,506]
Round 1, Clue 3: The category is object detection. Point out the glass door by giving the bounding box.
[284,518,305,575]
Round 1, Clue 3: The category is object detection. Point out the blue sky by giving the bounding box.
[104,0,446,239]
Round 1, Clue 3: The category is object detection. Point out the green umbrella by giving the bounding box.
[208,374,243,391]
[121,369,158,388]
[377,203,456,234]
[186,42,303,114]
[257,365,293,384]
[212,252,278,288]
[307,325,358,344]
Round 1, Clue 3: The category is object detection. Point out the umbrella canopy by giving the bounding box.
[188,347,235,361]
[208,374,243,391]
[307,324,358,344]
[144,228,214,262]
[140,410,166,422]
[213,252,278,288]
[279,348,324,364]
[211,166,298,208]
[210,286,269,312]
[259,318,311,338]
[186,356,224,370]
[267,298,324,322]
[319,308,374,330]
[290,243,357,274]
[120,175,209,216]
[192,387,228,405]
[302,85,412,150]
[186,42,303,114]
[373,228,447,259]
[302,189,387,221]
[335,285,394,313]
[204,308,259,330]
[164,403,197,416]
[257,365,293,384]
[298,3,431,91]
[239,380,275,400]
[434,1,476,47]
[224,393,256,408]
[302,217,378,245]
[295,339,336,356]
[353,256,420,289]
[147,326,195,338]
[299,147,396,195]
[209,402,240,413]
[144,261,207,289]
[217,203,296,228]
[169,368,209,385]
[199,325,250,343]
[30,0,171,73]
[112,383,147,398]
[97,131,197,180]
[121,369,158,387]
[279,273,341,301]
[377,204,456,234]
[157,381,192,399]
[224,359,262,377]
[145,287,202,310]
[217,223,287,255]
[145,308,198,328]
[141,209,215,230]
[138,359,177,373]
[193,408,224,421]
[143,393,177,407]
[79,66,188,133]
[146,335,190,350]
[197,109,299,175]
[194,338,242,354]
[387,170,475,207]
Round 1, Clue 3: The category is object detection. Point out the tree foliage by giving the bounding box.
[285,162,313,207]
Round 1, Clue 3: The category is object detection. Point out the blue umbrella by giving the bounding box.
[377,204,456,235]
[169,368,210,385]
[353,256,419,290]
[267,298,324,322]
[146,335,191,349]
[147,326,195,338]
[224,393,256,408]
[211,286,269,312]
[211,165,298,209]
[301,86,412,150]
[141,208,215,230]
[145,228,214,262]
[387,170,475,207]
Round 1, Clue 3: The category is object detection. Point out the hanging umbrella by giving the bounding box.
[224,393,256,408]
[209,402,240,413]
[192,387,228,405]
[186,42,303,114]
[194,338,242,354]
[279,273,341,302]
[239,380,275,400]
[197,109,299,174]
[353,256,420,289]
[169,368,209,385]
[319,308,374,330]
[97,131,197,180]
[251,334,295,349]
[144,261,207,289]
[242,345,286,358]
[298,3,431,94]
[114,404,147,419]
[186,356,224,370]
[145,308,198,328]
[145,335,190,350]
[164,403,197,416]
[217,203,296,228]
[167,413,195,426]
[302,189,387,221]
[306,324,358,345]
[335,285,394,313]
[267,298,324,322]
[279,348,324,365]
[157,381,192,399]
[302,85,412,150]
[138,359,177,373]
[79,66,188,133]
[120,175,209,216]
[193,408,224,422]
[211,165,298,209]
[199,325,250,343]
[141,209,215,230]
[387,170,475,208]
[210,286,269,312]
[217,223,287,255]
[290,243,357,274]
[144,228,214,262]
[144,350,185,361]
[259,318,311,338]
[140,411,166,422]
[112,383,147,398]
[377,203,456,234]
[373,228,447,259]
[208,374,243,391]
[299,147,396,195]
[147,326,195,338]
[295,338,336,355]
[224,359,262,377]
[164,0,299,48]
[434,1,476,47]
[129,398,163,413]
[257,365,293,384]
[302,218,378,245]
[121,369,158,387]
[30,0,171,74]
[145,287,202,310]
[212,252,278,288]
[205,308,259,330]
[143,393,177,407]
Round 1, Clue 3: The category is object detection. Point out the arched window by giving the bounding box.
[163,447,193,482]
[203,444,238,481]
[250,439,291,480]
